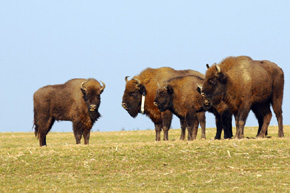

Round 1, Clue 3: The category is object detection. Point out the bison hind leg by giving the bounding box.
[35,115,55,146]
[252,103,272,138]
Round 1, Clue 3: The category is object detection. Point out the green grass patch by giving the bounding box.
[0,126,290,192]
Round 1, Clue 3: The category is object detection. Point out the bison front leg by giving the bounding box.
[154,123,162,141]
[161,111,173,141]
[187,114,198,140]
[197,112,206,139]
[186,119,194,141]
[234,107,250,139]
[214,114,223,139]
[73,122,83,144]
[83,130,91,145]
[179,119,186,140]
[222,110,232,139]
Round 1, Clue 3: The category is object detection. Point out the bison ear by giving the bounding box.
[81,81,87,95]
[215,65,227,83]
[196,85,202,94]
[165,85,173,94]
[138,83,147,96]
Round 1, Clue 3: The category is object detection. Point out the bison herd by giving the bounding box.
[33,56,284,146]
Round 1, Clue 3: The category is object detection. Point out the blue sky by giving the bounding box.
[0,1,289,134]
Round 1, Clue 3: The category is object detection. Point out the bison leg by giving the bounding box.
[272,72,284,137]
[272,99,284,137]
[154,123,162,141]
[36,116,55,146]
[39,132,47,146]
[197,112,206,139]
[234,107,250,139]
[73,122,84,144]
[222,110,233,139]
[186,117,195,141]
[214,114,223,139]
[83,130,91,145]
[179,119,186,140]
[192,118,199,140]
[161,111,173,141]
[255,104,272,138]
[252,104,270,137]
[275,111,284,137]
[214,113,223,139]
[187,125,193,140]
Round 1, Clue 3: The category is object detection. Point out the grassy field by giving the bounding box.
[0,126,290,192]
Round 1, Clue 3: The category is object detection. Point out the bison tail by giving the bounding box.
[33,110,39,138]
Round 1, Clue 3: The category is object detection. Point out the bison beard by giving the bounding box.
[89,111,101,122]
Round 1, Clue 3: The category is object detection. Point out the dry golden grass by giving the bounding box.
[0,126,290,192]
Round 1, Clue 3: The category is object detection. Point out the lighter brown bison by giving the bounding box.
[201,56,284,138]
[121,67,204,141]
[33,78,105,146]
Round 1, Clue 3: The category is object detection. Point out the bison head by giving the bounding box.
[122,76,146,117]
[201,64,227,109]
[81,79,105,120]
[153,84,173,112]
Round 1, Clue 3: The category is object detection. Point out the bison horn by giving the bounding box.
[100,81,106,91]
[206,64,210,69]
[215,64,221,73]
[132,78,141,85]
[81,81,87,91]
[125,76,130,82]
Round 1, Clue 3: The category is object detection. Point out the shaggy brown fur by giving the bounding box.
[154,75,206,140]
[33,78,105,146]
[122,67,204,141]
[202,56,284,138]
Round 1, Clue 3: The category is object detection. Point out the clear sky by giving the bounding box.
[0,1,289,134]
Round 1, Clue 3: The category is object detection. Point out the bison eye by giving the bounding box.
[130,91,139,98]
[209,78,216,85]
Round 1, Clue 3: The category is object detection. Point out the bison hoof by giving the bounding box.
[256,134,265,138]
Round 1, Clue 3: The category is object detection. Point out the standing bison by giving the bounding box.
[33,78,105,146]
[154,75,206,140]
[201,56,284,139]
[122,67,204,141]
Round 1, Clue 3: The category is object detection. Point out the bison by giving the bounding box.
[121,67,204,141]
[201,56,284,139]
[33,78,105,146]
[154,75,206,140]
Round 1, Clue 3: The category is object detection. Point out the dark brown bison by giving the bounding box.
[33,78,105,146]
[201,56,284,139]
[154,75,206,140]
[197,98,233,139]
[121,67,204,141]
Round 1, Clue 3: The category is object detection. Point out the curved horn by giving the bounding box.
[157,82,160,88]
[125,76,130,82]
[132,78,141,85]
[206,64,210,69]
[81,81,87,91]
[100,81,106,91]
[215,64,221,73]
